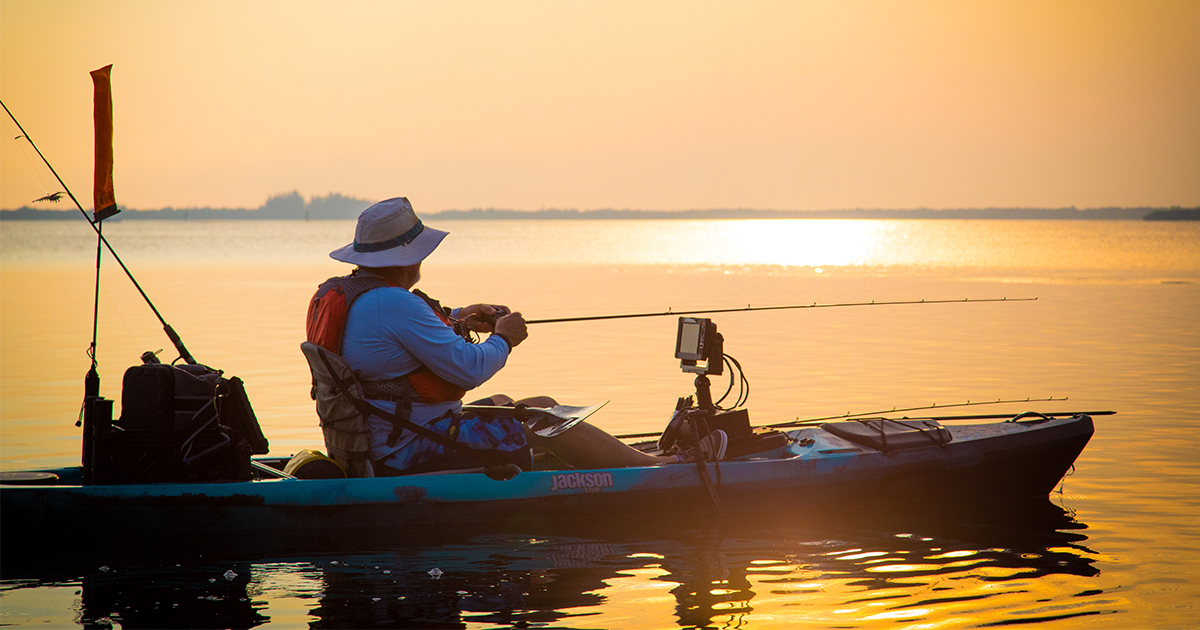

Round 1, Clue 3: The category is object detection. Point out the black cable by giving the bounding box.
[714,355,735,408]
[713,352,750,410]
[727,353,749,408]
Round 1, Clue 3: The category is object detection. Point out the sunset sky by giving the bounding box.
[1,0,1197,212]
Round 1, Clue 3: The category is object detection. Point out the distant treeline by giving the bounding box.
[0,192,372,221]
[2,194,1196,221]
[1144,208,1200,221]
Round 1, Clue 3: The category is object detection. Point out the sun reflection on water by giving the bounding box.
[697,220,887,267]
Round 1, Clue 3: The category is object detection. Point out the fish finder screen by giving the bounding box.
[675,317,706,361]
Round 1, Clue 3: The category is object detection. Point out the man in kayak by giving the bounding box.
[309,197,727,476]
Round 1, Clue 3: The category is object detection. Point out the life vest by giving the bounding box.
[306,273,468,404]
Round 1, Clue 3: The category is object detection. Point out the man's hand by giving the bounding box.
[493,312,528,348]
[459,304,511,333]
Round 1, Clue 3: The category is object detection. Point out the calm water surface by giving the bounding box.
[1,219,1198,628]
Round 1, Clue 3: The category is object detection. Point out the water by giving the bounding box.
[1,218,1198,628]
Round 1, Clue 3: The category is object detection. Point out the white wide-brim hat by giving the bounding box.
[329,197,448,267]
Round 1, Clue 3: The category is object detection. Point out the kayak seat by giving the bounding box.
[301,341,378,478]
[820,419,951,453]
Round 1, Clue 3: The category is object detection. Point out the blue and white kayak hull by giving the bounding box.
[0,415,1094,538]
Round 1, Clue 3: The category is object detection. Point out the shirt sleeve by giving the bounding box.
[347,288,508,389]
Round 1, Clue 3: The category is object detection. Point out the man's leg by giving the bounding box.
[469,394,557,407]
[476,397,724,468]
[526,420,668,469]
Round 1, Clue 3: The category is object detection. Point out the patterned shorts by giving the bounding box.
[390,412,529,474]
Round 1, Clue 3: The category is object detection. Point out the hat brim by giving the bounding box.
[329,224,449,267]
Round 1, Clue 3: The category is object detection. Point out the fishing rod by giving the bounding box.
[527,297,1036,325]
[766,396,1074,428]
[858,410,1114,422]
[2,98,197,366]
[614,396,1074,439]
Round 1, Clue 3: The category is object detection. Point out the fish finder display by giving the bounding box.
[676,318,706,361]
[676,317,721,376]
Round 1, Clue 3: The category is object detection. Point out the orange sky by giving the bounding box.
[1,0,1197,212]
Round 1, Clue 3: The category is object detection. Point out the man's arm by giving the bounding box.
[491,312,528,349]
[384,292,510,389]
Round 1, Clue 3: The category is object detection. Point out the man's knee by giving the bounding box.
[470,394,515,406]
[516,395,557,407]
[468,394,556,407]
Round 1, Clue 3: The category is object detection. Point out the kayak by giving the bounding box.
[0,413,1093,538]
[0,315,1099,541]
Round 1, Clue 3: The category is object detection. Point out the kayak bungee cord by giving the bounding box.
[2,98,197,368]
[526,297,1037,324]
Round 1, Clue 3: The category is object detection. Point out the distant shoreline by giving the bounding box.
[2,205,1197,221]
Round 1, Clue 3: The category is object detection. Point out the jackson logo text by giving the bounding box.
[549,471,614,492]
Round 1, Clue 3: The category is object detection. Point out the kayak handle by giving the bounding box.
[1008,411,1052,423]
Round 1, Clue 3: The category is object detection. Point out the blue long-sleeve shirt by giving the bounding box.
[341,284,510,466]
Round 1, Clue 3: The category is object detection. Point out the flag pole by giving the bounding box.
[84,65,118,401]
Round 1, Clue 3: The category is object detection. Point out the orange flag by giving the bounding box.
[90,65,119,221]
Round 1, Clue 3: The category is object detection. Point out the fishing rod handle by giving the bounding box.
[164,325,196,365]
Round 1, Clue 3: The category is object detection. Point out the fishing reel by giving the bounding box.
[658,396,707,453]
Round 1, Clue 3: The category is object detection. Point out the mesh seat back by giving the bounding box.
[300,341,375,478]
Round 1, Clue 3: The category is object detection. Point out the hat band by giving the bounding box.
[353,220,425,253]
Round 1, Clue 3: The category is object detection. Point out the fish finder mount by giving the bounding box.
[659,317,725,453]
[662,317,773,457]
[661,316,767,456]
[675,317,723,411]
